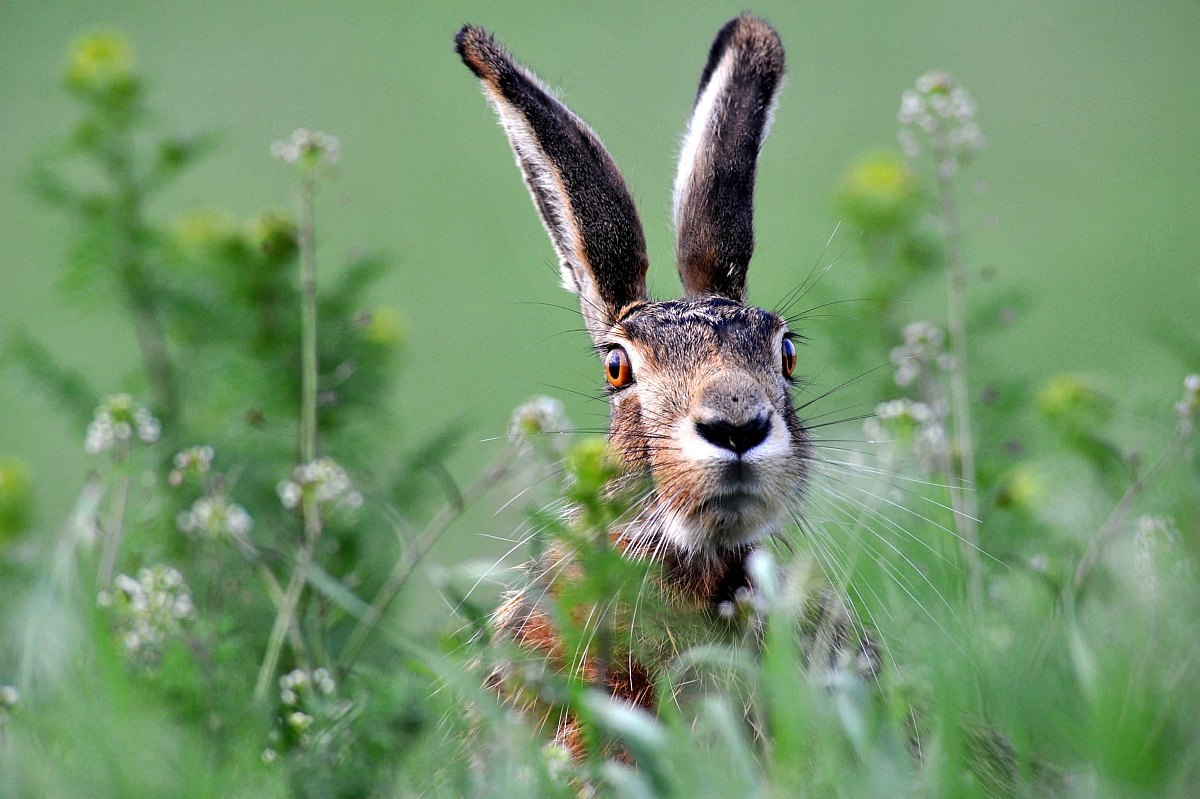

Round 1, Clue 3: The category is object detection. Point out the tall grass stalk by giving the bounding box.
[96,474,129,586]
[339,455,513,671]
[1072,417,1192,595]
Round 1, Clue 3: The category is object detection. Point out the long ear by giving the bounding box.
[673,15,785,301]
[456,25,649,339]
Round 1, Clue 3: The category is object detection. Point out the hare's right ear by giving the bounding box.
[456,25,649,340]
[673,16,785,302]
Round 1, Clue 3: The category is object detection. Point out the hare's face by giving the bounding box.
[604,298,808,552]
[459,16,793,557]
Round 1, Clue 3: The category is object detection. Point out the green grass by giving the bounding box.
[2,7,1199,798]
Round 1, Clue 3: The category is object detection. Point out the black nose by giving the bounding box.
[694,414,771,455]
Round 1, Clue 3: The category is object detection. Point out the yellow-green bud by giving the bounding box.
[837,151,919,234]
[1037,374,1113,432]
[66,32,135,96]
[172,209,237,254]
[565,437,618,497]
[0,458,32,542]
[359,307,405,348]
[245,211,298,263]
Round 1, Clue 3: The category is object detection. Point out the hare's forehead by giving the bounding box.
[614,299,783,366]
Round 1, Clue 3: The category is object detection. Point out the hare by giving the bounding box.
[456,15,875,755]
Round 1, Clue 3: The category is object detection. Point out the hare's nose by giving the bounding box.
[694,414,771,455]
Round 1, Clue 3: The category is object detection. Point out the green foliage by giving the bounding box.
[2,30,1199,799]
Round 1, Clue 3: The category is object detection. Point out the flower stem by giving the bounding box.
[107,134,181,428]
[254,168,322,702]
[935,166,981,602]
[299,168,318,468]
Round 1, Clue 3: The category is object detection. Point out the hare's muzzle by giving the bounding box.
[694,413,772,455]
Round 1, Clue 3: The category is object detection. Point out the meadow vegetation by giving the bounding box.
[1,32,1197,798]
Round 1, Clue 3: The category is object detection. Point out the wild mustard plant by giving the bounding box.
[83,393,161,456]
[895,72,987,573]
[98,564,195,667]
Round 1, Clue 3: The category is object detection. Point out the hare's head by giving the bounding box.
[457,16,809,557]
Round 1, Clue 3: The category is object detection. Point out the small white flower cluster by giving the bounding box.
[897,71,985,177]
[509,395,572,451]
[1132,515,1183,602]
[279,667,336,706]
[270,128,341,166]
[99,565,194,665]
[278,457,363,512]
[716,584,767,623]
[84,394,161,455]
[1135,515,1180,547]
[287,710,313,733]
[890,321,951,389]
[167,445,214,487]
[270,667,348,756]
[864,398,948,473]
[177,494,253,540]
[1176,373,1200,422]
[0,684,18,720]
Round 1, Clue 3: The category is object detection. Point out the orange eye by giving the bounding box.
[604,347,632,388]
[781,338,797,377]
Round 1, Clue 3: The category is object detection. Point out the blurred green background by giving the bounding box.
[2,0,1197,564]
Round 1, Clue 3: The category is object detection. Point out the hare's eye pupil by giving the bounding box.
[781,338,797,377]
[605,348,632,388]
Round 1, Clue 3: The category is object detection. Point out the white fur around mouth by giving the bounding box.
[674,414,791,467]
[657,489,782,553]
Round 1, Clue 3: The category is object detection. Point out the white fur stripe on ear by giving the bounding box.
[671,15,785,301]
[480,82,590,297]
[456,24,649,338]
[672,50,734,230]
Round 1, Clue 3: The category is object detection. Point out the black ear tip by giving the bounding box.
[454,24,500,80]
[453,24,482,57]
[713,14,785,73]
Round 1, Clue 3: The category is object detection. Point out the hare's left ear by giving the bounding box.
[673,15,785,302]
[456,25,649,340]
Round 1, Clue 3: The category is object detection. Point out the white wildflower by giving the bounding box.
[279,667,335,707]
[105,564,194,666]
[1132,516,1182,602]
[864,398,948,473]
[889,321,950,389]
[280,668,310,706]
[177,495,253,540]
[270,128,340,166]
[85,394,161,455]
[287,711,313,732]
[168,445,214,486]
[1176,373,1200,421]
[313,667,336,695]
[509,395,572,457]
[278,480,301,510]
[277,457,362,514]
[510,396,570,439]
[897,71,984,172]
